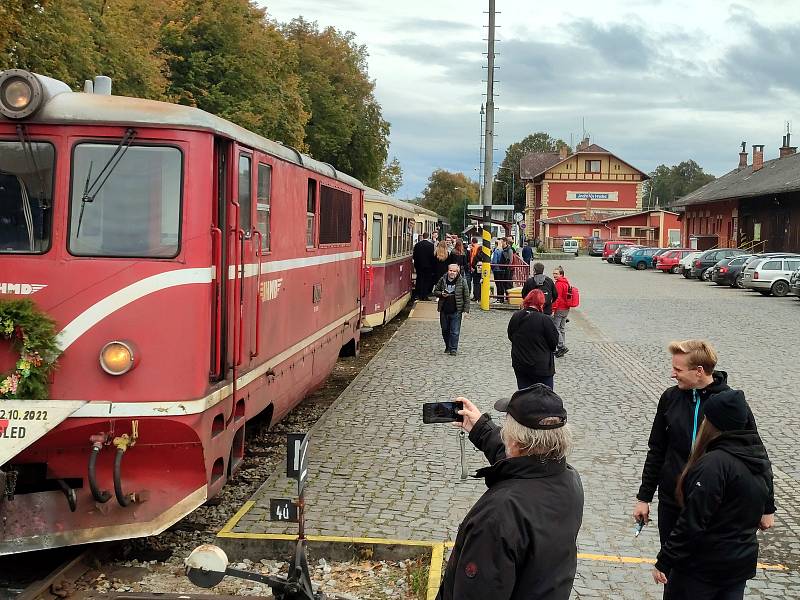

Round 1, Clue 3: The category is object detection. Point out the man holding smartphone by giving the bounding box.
[436,385,584,600]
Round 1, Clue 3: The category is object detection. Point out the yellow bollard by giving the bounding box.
[481,261,491,311]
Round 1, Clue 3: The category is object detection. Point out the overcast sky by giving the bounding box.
[262,1,800,200]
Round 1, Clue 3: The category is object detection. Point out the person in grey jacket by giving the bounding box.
[433,264,470,355]
[436,385,584,600]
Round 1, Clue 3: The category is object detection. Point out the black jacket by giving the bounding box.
[507,308,558,376]
[655,431,772,584]
[413,239,435,270]
[449,251,470,275]
[521,274,558,315]
[437,416,584,600]
[637,372,775,513]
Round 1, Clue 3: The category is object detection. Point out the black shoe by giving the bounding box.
[557,347,569,357]
[449,350,458,356]
[444,349,451,354]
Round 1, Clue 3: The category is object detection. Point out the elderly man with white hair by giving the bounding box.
[436,384,584,600]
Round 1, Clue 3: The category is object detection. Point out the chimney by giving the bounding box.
[576,137,590,152]
[558,145,568,160]
[752,144,764,172]
[779,132,797,158]
[738,141,748,170]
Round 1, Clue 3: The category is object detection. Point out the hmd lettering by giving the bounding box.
[0,283,47,295]
[260,278,283,302]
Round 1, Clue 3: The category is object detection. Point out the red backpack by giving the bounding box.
[566,285,580,308]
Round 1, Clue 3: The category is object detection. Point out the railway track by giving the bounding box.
[0,546,102,600]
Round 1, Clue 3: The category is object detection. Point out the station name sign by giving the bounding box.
[566,191,618,201]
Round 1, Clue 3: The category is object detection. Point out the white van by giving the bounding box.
[562,239,579,256]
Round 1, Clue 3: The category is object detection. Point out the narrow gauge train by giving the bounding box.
[0,69,420,554]
[362,187,416,328]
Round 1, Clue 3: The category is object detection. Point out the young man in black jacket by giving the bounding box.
[653,389,773,599]
[437,385,584,600]
[634,340,775,549]
[521,262,558,315]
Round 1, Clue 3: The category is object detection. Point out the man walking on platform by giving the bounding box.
[413,232,435,301]
[522,238,534,265]
[433,264,470,355]
[552,266,571,357]
[521,262,558,315]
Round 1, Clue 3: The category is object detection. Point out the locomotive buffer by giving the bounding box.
[186,432,322,600]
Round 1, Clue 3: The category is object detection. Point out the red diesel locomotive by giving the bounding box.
[0,69,370,554]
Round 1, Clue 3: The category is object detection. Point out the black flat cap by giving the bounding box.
[494,384,567,429]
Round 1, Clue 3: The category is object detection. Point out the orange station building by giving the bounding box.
[519,138,650,247]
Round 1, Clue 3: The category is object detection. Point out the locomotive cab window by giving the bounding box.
[238,154,252,233]
[307,179,316,248]
[69,143,182,257]
[256,163,271,252]
[0,140,55,254]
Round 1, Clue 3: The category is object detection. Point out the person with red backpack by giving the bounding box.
[552,266,578,357]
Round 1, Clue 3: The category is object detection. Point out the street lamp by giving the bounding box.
[493,179,509,204]
[497,166,516,207]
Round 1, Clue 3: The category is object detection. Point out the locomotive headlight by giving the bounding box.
[0,70,44,119]
[99,341,137,376]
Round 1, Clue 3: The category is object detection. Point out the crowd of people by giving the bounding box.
[435,340,776,600]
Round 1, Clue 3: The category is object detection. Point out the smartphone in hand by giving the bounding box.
[422,401,464,424]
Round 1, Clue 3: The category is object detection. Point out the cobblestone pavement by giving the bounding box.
[231,257,800,598]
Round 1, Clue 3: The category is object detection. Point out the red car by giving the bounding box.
[602,240,635,262]
[656,249,693,273]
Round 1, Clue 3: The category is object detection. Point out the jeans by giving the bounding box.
[553,309,569,349]
[665,570,745,600]
[472,272,482,301]
[439,312,463,352]
[513,369,554,391]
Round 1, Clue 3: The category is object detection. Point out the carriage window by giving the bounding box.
[319,185,352,244]
[238,154,252,232]
[0,141,54,254]
[307,179,316,247]
[371,214,383,260]
[388,215,395,257]
[69,144,181,257]
[256,163,271,252]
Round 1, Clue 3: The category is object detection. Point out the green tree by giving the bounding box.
[418,170,480,232]
[377,157,403,195]
[282,18,390,186]
[496,132,570,211]
[644,160,715,208]
[161,0,308,148]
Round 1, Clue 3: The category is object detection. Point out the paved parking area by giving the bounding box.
[227,257,800,598]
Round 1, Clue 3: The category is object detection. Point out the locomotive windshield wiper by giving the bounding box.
[76,128,137,237]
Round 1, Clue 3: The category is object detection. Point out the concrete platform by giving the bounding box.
[218,258,800,599]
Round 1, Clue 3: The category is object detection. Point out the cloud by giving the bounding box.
[568,19,653,69]
[394,18,473,33]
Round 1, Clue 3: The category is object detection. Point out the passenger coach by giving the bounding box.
[0,70,363,553]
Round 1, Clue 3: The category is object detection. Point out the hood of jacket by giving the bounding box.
[474,454,566,488]
[707,431,772,477]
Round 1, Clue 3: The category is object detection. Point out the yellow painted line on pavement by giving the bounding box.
[218,500,255,534]
[426,543,444,600]
[576,553,786,571]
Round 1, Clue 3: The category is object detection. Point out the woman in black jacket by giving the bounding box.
[653,389,773,599]
[507,289,559,390]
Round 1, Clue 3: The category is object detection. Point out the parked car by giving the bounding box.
[710,255,752,287]
[741,252,800,272]
[615,244,642,264]
[742,256,800,296]
[690,248,746,281]
[627,247,659,269]
[603,240,635,262]
[589,239,606,256]
[790,267,800,298]
[656,249,693,274]
[562,239,579,256]
[680,251,704,278]
[650,248,673,269]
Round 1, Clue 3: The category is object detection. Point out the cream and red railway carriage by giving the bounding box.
[361,187,417,327]
[0,70,363,554]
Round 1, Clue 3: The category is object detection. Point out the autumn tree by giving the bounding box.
[377,157,403,195]
[161,0,308,148]
[496,132,570,211]
[644,160,715,208]
[419,170,480,232]
[282,18,390,186]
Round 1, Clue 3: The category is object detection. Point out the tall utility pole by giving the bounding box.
[479,0,496,311]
